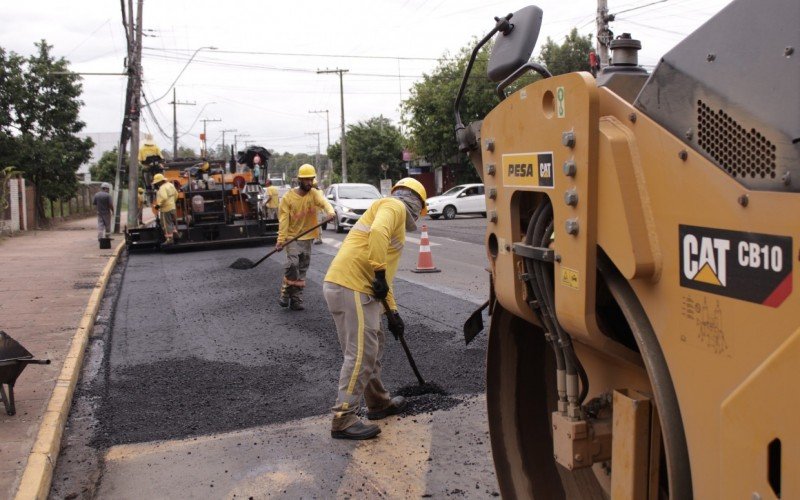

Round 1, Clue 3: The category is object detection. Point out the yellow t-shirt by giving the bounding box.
[277,188,334,243]
[156,182,178,212]
[266,185,280,208]
[138,142,163,162]
[324,197,406,310]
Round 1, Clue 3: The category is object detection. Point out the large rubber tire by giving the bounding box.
[321,222,327,231]
[487,253,692,499]
[443,205,457,220]
[334,216,344,233]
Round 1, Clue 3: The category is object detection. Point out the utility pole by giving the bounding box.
[169,88,195,158]
[200,118,221,157]
[221,128,237,155]
[317,69,348,182]
[126,0,143,230]
[305,132,321,173]
[596,0,614,69]
[234,133,249,155]
[309,109,330,150]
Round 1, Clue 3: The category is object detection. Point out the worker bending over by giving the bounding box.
[152,173,179,245]
[276,164,334,310]
[323,177,427,440]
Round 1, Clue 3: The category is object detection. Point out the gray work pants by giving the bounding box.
[323,281,391,431]
[97,212,111,239]
[281,239,312,303]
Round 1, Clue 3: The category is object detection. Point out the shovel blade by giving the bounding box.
[463,300,489,345]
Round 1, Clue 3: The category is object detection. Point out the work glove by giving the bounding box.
[371,270,389,300]
[386,310,405,340]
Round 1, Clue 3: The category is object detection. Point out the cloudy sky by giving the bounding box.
[1,0,732,159]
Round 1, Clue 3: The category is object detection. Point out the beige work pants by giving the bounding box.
[323,282,391,431]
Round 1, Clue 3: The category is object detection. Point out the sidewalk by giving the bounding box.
[0,215,125,499]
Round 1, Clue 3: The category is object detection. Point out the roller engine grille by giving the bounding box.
[697,100,776,180]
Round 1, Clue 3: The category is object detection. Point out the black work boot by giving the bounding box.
[278,295,290,308]
[367,396,407,420]
[331,421,381,440]
[289,298,305,311]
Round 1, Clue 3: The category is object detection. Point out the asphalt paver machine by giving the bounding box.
[126,150,277,250]
[457,0,799,497]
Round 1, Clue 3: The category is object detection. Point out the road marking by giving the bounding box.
[405,236,440,246]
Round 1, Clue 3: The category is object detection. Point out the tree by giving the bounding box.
[402,41,499,169]
[537,28,593,76]
[400,29,592,180]
[0,41,93,224]
[327,116,404,185]
[90,147,131,186]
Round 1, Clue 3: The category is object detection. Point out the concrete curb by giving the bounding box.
[14,241,126,500]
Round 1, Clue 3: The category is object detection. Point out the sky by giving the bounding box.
[0,0,733,161]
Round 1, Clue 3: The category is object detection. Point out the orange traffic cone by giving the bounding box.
[411,224,441,273]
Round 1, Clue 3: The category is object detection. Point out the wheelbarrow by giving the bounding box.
[0,331,51,416]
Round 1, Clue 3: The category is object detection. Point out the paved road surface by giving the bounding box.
[52,217,498,498]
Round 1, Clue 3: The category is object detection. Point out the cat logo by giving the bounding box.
[682,234,729,286]
[679,225,793,307]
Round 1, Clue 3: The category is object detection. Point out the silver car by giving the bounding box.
[323,183,382,232]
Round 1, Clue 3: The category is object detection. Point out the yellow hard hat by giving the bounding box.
[297,164,316,179]
[392,177,428,216]
[152,173,166,185]
[138,187,144,193]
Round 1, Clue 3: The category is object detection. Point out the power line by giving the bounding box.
[143,46,444,61]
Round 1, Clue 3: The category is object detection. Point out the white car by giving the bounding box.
[323,183,383,232]
[426,183,486,220]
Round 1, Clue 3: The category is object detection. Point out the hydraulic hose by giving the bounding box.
[523,197,589,414]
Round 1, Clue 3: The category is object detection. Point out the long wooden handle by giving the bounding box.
[249,218,330,268]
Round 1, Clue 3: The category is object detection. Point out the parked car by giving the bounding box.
[426,183,486,220]
[323,183,382,232]
[268,177,290,199]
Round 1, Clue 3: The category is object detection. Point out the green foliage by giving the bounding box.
[401,41,499,168]
[271,152,325,180]
[90,147,130,186]
[538,28,593,76]
[0,166,19,211]
[0,41,93,221]
[399,28,592,177]
[327,116,404,185]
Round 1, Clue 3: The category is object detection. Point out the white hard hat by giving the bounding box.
[101,182,112,190]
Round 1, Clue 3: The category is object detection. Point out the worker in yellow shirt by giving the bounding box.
[323,177,427,440]
[275,164,334,310]
[138,134,164,193]
[152,173,180,245]
[264,179,280,220]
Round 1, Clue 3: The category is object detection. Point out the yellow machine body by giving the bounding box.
[480,72,798,498]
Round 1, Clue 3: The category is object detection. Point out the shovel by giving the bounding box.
[230,217,332,269]
[463,299,490,345]
[381,299,426,386]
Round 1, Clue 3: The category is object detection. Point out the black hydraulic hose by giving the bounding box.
[538,221,590,405]
[523,203,565,373]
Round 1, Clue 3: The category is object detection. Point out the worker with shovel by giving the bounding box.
[276,164,334,311]
[323,177,427,440]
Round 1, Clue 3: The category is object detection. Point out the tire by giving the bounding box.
[334,216,344,233]
[321,222,327,231]
[481,212,487,218]
[430,215,441,220]
[443,205,457,220]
